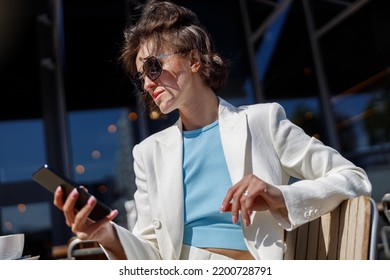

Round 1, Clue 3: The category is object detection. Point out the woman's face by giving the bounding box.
[135,43,195,114]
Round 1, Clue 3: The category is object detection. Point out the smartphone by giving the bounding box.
[32,164,113,221]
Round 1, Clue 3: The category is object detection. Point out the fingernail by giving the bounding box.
[71,188,78,197]
[232,216,237,224]
[109,209,118,218]
[87,196,96,206]
[220,206,224,213]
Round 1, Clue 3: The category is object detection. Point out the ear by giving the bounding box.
[189,50,201,73]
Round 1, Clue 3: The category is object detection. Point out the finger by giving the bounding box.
[72,195,98,228]
[221,203,232,212]
[220,184,240,212]
[62,188,79,226]
[220,175,250,212]
[53,186,64,209]
[87,209,118,231]
[230,185,250,224]
[73,209,119,240]
[240,190,253,227]
[79,185,89,193]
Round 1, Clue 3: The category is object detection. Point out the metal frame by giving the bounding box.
[369,197,379,260]
[239,0,371,149]
[381,194,390,259]
[381,226,390,259]
[36,0,74,246]
[67,238,105,260]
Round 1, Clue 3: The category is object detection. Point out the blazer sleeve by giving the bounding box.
[104,144,161,259]
[267,103,372,230]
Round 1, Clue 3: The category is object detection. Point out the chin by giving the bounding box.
[157,99,176,115]
[159,107,175,115]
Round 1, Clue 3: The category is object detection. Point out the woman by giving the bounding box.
[54,0,372,260]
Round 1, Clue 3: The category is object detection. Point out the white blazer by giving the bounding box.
[110,98,372,260]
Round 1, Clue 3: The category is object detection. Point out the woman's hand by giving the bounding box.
[53,186,118,243]
[220,174,287,227]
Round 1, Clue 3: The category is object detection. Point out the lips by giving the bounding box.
[152,90,163,100]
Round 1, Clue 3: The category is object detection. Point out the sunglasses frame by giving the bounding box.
[133,53,177,94]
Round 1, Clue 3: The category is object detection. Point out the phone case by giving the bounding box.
[32,164,112,221]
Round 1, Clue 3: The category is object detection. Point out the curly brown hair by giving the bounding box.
[119,0,229,117]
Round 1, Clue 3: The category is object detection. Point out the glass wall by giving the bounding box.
[332,74,390,201]
[0,119,53,258]
[0,107,139,258]
[244,0,390,202]
[0,119,46,183]
[68,107,138,227]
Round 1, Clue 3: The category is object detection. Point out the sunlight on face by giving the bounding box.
[136,42,195,115]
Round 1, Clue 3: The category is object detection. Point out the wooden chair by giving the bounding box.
[284,195,378,260]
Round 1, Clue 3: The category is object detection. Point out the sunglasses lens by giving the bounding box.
[134,56,164,93]
[144,57,162,81]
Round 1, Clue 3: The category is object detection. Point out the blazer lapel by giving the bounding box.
[219,99,250,184]
[153,122,184,259]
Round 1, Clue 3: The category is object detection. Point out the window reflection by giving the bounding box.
[68,107,138,227]
[0,119,45,183]
[1,202,51,234]
[276,97,324,140]
[332,72,390,163]
[333,92,376,152]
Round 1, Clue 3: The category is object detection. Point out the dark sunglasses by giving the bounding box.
[133,53,175,94]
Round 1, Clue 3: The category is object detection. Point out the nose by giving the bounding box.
[143,75,157,92]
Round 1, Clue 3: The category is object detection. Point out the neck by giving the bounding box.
[179,91,219,131]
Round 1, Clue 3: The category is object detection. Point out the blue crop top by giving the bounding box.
[182,120,247,251]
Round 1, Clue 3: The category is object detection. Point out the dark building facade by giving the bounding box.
[0,0,389,259]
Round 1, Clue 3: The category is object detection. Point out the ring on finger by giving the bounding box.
[243,190,249,197]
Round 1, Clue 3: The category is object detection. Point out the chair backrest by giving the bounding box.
[284,195,377,260]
